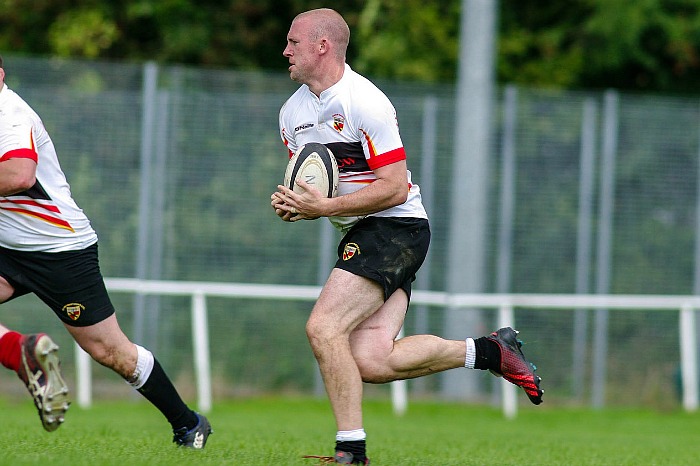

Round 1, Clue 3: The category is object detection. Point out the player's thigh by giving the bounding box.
[0,275,15,302]
[350,288,408,358]
[64,314,135,365]
[0,250,27,303]
[310,268,385,335]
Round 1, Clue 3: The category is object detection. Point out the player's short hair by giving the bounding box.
[298,9,350,60]
[0,55,3,68]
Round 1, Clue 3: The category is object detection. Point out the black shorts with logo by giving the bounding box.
[335,216,430,301]
[0,243,116,327]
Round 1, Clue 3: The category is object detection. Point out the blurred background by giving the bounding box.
[1,0,700,411]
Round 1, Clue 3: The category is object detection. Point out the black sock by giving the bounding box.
[136,358,198,431]
[474,336,501,371]
[336,440,367,462]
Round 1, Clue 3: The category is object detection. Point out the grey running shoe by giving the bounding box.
[487,327,544,405]
[17,333,70,432]
[172,412,212,449]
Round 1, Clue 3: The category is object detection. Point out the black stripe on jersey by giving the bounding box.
[326,142,369,173]
[16,181,51,200]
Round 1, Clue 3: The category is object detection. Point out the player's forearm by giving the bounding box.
[324,179,407,217]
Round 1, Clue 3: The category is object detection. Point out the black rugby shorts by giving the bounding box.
[334,216,430,301]
[0,243,116,327]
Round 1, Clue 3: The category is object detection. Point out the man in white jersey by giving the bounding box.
[271,9,543,464]
[0,55,211,447]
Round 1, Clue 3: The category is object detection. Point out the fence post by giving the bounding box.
[498,303,517,419]
[591,90,619,409]
[192,291,212,413]
[680,304,699,412]
[75,343,92,408]
[391,326,408,416]
[572,98,597,400]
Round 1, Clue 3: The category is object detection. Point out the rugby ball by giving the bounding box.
[283,143,339,198]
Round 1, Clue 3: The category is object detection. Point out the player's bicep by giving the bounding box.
[0,157,38,195]
[0,156,37,171]
[373,159,408,190]
[374,158,406,178]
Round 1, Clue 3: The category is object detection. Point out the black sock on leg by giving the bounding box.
[474,336,501,371]
[136,358,198,431]
[336,440,367,462]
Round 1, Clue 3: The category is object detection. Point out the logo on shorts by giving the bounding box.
[342,242,360,261]
[333,113,345,132]
[62,303,85,321]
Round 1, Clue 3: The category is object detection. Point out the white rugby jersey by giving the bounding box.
[0,84,97,252]
[280,64,427,232]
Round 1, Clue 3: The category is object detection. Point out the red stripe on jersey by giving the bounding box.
[282,129,294,159]
[0,147,38,163]
[0,207,74,232]
[0,199,61,213]
[367,147,406,170]
[346,179,374,184]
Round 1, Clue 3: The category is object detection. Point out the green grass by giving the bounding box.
[1,396,699,465]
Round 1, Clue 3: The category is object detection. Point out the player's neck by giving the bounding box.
[308,63,345,97]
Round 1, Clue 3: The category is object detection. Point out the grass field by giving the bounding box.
[1,396,699,465]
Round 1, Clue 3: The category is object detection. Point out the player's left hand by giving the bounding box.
[272,180,326,221]
[270,192,298,222]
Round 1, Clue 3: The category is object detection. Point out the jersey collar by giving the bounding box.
[317,63,351,101]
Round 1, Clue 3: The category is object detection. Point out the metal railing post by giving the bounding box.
[680,304,699,412]
[498,303,517,419]
[192,291,212,413]
[75,343,92,408]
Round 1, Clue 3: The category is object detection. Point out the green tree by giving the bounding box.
[499,0,700,92]
[352,0,460,82]
[2,0,700,92]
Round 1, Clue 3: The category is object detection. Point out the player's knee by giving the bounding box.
[84,342,132,377]
[84,342,116,367]
[353,352,394,383]
[305,318,334,349]
[355,356,392,383]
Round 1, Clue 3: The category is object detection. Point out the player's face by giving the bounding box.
[283,18,319,84]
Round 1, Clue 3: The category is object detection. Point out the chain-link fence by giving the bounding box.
[2,55,699,409]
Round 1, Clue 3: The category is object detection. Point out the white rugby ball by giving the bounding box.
[283,143,339,198]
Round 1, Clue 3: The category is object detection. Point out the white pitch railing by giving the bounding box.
[73,278,700,416]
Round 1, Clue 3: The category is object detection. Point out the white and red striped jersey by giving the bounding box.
[0,84,97,252]
[280,64,427,232]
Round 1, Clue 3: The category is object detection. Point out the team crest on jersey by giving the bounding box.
[342,242,360,261]
[333,113,345,132]
[62,302,85,321]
